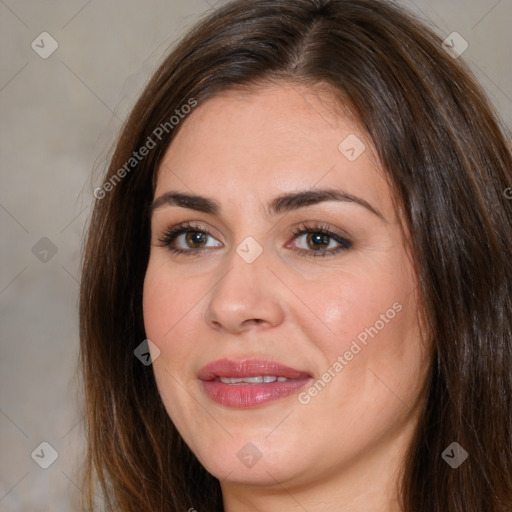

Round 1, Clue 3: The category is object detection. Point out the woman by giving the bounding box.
[80,0,512,511]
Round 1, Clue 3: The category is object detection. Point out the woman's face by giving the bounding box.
[143,82,429,492]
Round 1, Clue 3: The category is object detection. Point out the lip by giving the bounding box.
[198,358,313,408]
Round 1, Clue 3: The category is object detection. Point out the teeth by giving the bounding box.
[219,376,291,384]
[219,377,246,384]
[241,376,263,384]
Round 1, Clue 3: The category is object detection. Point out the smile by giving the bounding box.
[198,359,312,408]
[219,376,292,384]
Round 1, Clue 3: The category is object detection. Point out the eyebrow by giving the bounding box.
[150,188,385,220]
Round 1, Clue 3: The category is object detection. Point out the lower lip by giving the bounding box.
[201,378,312,408]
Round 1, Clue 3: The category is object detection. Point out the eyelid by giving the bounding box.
[288,221,352,241]
[287,222,353,254]
[156,220,353,258]
[155,221,221,247]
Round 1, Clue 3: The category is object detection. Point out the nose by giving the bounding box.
[202,246,286,334]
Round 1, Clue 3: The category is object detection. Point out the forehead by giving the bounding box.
[154,82,392,219]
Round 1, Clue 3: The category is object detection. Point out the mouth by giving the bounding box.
[217,375,294,384]
[198,358,313,408]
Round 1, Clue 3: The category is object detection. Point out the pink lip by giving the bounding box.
[198,358,313,408]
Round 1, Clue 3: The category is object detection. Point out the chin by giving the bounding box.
[190,433,315,487]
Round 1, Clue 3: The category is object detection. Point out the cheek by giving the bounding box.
[297,262,424,428]
[142,273,171,340]
[298,261,415,364]
[142,262,202,346]
[142,265,205,433]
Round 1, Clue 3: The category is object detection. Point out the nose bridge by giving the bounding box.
[202,237,285,332]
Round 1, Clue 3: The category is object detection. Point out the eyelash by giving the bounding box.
[156,221,353,258]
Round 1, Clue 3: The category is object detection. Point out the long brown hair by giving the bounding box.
[79,0,512,510]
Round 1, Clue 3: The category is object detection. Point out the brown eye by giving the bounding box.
[157,222,222,255]
[290,223,352,258]
[305,232,331,250]
[184,231,208,248]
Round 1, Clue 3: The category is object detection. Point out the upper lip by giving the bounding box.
[198,358,312,381]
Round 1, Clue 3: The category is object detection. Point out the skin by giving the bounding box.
[143,82,430,512]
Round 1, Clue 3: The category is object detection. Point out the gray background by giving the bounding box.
[1,1,511,510]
